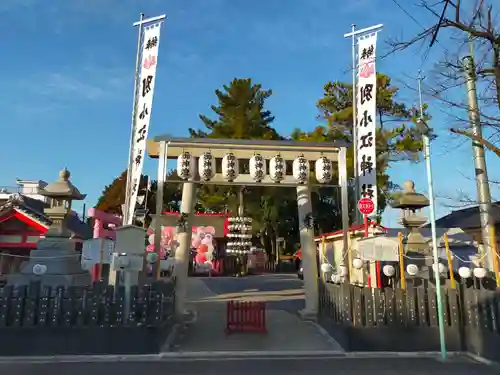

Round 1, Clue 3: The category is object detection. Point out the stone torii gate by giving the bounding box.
[146,136,350,320]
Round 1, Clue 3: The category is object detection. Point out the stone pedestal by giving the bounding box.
[9,237,90,287]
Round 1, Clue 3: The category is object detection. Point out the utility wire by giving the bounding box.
[389,0,454,69]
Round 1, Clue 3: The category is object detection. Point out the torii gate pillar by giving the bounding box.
[296,185,319,318]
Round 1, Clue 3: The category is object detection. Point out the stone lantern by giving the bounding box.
[392,180,430,253]
[41,168,87,238]
[9,169,91,287]
[391,180,433,282]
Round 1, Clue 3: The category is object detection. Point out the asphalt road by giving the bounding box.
[199,273,305,311]
[0,356,496,375]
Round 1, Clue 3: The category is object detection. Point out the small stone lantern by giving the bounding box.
[40,168,86,238]
[9,169,90,287]
[391,180,430,253]
[391,180,434,283]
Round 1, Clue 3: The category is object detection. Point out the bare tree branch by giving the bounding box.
[450,127,500,156]
[388,0,500,114]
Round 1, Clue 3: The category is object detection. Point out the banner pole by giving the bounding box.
[343,23,383,225]
[124,12,145,225]
[350,24,360,224]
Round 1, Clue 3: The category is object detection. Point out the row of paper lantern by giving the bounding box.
[322,260,489,281]
[227,241,253,247]
[227,224,252,232]
[227,215,253,255]
[226,233,252,239]
[226,249,251,254]
[176,152,333,184]
[228,217,253,223]
[350,258,488,279]
[226,239,253,254]
[404,264,488,279]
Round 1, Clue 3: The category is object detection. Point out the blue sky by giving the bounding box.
[1,0,499,228]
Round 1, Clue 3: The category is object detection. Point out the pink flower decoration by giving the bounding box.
[191,226,215,248]
[195,254,207,263]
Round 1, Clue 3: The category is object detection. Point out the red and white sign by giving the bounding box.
[357,198,374,216]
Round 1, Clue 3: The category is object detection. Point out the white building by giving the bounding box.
[0,180,50,205]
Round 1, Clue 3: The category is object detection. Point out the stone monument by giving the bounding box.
[9,169,91,287]
[391,180,434,281]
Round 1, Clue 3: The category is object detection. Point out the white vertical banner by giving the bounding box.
[356,32,378,215]
[126,22,162,225]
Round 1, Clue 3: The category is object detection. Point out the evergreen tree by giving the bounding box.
[190,78,291,256]
[189,78,280,140]
[95,170,128,215]
[292,73,424,224]
[95,170,182,226]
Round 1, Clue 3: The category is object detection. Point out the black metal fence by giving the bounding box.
[318,280,500,362]
[0,280,176,356]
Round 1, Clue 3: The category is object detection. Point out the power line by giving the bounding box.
[389,0,453,68]
[342,0,433,75]
[390,0,428,30]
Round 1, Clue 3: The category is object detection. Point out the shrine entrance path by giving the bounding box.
[170,274,343,353]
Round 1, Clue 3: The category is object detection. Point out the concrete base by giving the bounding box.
[298,309,318,322]
[8,274,90,288]
[8,237,91,287]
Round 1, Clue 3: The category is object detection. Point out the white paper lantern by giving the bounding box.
[198,151,215,181]
[315,157,333,184]
[406,264,419,276]
[432,262,447,275]
[222,153,239,182]
[331,274,341,283]
[177,152,195,180]
[269,154,286,183]
[458,266,472,279]
[473,267,487,279]
[321,263,333,273]
[339,265,348,277]
[382,264,395,277]
[352,258,363,269]
[32,264,47,275]
[249,154,266,182]
[292,155,309,184]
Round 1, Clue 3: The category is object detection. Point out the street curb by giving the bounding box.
[465,353,498,366]
[199,278,217,297]
[0,351,470,364]
[304,320,345,351]
[160,322,182,352]
[159,350,463,359]
[188,277,217,299]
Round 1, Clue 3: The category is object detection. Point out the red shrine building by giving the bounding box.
[0,180,91,277]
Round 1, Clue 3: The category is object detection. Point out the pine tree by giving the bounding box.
[292,73,424,222]
[189,78,280,140]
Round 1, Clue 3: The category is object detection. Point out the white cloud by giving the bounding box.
[17,67,130,102]
[0,0,36,12]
